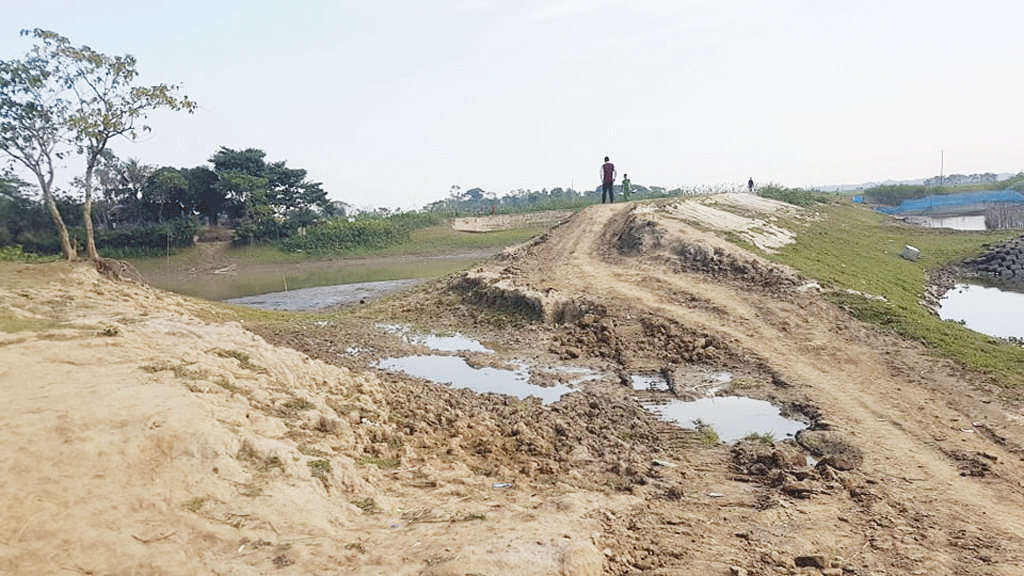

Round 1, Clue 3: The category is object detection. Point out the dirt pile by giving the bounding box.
[8,193,1024,575]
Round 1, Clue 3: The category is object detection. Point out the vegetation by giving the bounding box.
[774,202,1024,390]
[0,29,195,260]
[757,184,829,207]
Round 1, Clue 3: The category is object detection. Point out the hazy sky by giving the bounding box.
[3,0,1022,210]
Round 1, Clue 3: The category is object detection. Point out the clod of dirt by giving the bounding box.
[795,430,864,471]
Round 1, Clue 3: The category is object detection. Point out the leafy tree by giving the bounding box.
[209,147,329,242]
[0,41,77,257]
[141,167,189,222]
[0,29,196,260]
[185,166,223,225]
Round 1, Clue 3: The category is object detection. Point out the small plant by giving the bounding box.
[345,542,366,554]
[297,444,331,458]
[351,497,377,514]
[213,376,240,393]
[425,556,454,567]
[212,348,267,373]
[693,419,720,446]
[308,459,332,486]
[741,432,776,445]
[357,456,400,469]
[282,397,316,411]
[183,497,207,512]
[458,513,486,521]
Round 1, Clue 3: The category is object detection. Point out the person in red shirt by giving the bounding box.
[601,156,616,203]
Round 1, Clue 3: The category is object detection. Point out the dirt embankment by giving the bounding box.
[5,194,1024,575]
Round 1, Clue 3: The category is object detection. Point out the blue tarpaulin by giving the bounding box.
[876,189,1024,214]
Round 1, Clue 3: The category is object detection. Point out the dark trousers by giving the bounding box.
[602,182,615,203]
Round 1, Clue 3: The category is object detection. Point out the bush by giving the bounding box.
[758,185,828,207]
[280,218,408,254]
[94,218,199,258]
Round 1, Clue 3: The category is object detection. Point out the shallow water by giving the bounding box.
[224,278,427,311]
[375,355,573,404]
[379,324,491,353]
[905,214,987,231]
[938,282,1024,339]
[641,395,805,443]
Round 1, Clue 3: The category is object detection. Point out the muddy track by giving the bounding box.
[428,200,1024,574]
[240,197,1024,575]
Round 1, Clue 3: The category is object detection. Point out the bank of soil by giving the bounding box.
[4,194,1024,575]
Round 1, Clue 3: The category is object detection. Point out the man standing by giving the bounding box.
[748,177,754,193]
[601,156,616,203]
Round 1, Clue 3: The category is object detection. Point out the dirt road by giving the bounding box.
[5,195,1024,575]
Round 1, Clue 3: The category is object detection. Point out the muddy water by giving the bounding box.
[374,326,805,440]
[938,282,1024,340]
[642,396,805,443]
[904,214,987,230]
[225,278,427,311]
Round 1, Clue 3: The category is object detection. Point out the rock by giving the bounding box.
[796,430,863,470]
[794,555,828,569]
[729,566,748,576]
[781,479,817,498]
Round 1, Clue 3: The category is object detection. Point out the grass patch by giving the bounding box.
[282,397,316,411]
[140,361,207,381]
[741,432,776,445]
[308,459,332,486]
[693,419,720,446]
[212,348,267,373]
[774,202,1024,389]
[357,455,401,469]
[183,497,208,513]
[350,497,378,514]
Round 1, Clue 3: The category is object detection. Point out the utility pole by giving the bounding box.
[940,150,944,188]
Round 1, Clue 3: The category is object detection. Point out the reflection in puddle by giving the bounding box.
[642,396,804,443]
[631,374,670,392]
[938,283,1024,340]
[375,355,572,404]
[379,324,491,353]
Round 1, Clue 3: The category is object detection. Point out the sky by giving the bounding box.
[3,0,1023,210]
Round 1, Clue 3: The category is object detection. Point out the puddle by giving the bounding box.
[380,324,490,353]
[938,282,1024,340]
[904,214,988,231]
[631,374,671,392]
[375,355,572,404]
[641,396,805,443]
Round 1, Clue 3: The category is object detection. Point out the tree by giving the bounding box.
[185,166,223,225]
[209,146,329,228]
[33,29,197,259]
[141,167,188,222]
[0,41,77,258]
[1,29,196,260]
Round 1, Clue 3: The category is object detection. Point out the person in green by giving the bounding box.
[621,174,632,201]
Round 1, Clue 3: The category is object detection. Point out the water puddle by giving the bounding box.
[904,214,987,231]
[379,324,490,353]
[938,282,1024,340]
[631,374,671,392]
[641,395,805,443]
[375,325,804,435]
[375,355,572,404]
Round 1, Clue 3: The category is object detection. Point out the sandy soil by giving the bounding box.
[4,194,1024,575]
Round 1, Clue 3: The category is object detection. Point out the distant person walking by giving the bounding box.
[748,177,754,193]
[621,174,632,201]
[601,156,616,203]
